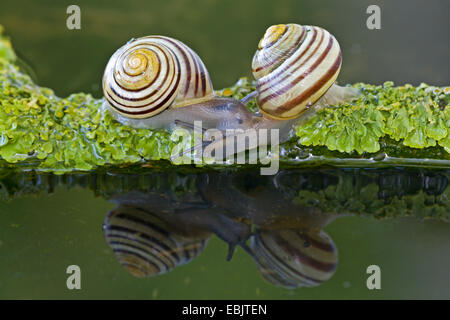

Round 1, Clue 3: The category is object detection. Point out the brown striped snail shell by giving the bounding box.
[103,36,215,119]
[103,204,210,278]
[252,24,343,120]
[249,228,338,288]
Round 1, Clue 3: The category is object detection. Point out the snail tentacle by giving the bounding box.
[240,90,258,105]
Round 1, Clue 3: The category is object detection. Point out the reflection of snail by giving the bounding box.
[103,204,210,277]
[101,170,340,288]
[103,198,338,288]
[249,228,338,288]
[102,24,359,152]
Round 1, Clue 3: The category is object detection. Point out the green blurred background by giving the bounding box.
[0,0,449,299]
[1,0,449,97]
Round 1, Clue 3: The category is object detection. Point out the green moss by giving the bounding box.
[0,27,449,173]
[0,26,16,62]
[296,82,450,154]
[293,174,450,221]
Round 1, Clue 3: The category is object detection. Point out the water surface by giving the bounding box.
[0,167,448,299]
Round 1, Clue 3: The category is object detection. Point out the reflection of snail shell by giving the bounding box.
[252,24,342,120]
[103,205,210,277]
[250,228,338,288]
[103,36,215,119]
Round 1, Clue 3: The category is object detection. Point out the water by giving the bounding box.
[0,167,448,299]
[0,0,449,299]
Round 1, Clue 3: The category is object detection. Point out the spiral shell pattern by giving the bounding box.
[252,24,342,119]
[250,229,338,288]
[103,205,210,278]
[103,36,214,119]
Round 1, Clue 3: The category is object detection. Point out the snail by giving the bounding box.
[249,228,338,288]
[103,204,210,277]
[102,35,253,132]
[101,24,359,154]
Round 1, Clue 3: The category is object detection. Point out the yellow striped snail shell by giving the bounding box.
[252,24,345,120]
[103,36,215,118]
[103,204,210,278]
[250,228,338,288]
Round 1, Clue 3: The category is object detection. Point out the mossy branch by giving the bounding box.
[0,27,449,173]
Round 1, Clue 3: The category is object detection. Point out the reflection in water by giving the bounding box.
[99,168,449,289]
[103,205,211,278]
[102,192,337,288]
[0,167,448,289]
[250,229,337,288]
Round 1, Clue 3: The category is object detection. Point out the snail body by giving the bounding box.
[102,24,359,154]
[103,95,252,131]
